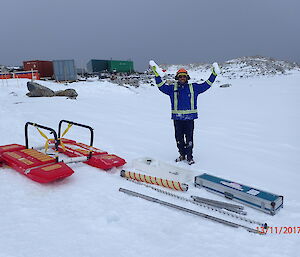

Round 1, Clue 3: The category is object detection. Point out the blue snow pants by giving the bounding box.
[173,120,194,160]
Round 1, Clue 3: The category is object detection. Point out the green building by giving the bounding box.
[108,60,134,73]
[87,59,134,73]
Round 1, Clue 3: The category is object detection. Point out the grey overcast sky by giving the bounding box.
[0,0,299,71]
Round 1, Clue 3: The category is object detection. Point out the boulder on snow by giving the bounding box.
[26,82,55,97]
[54,89,78,99]
[26,81,78,99]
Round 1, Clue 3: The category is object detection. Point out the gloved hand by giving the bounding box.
[151,65,159,77]
[212,62,221,76]
[149,60,160,77]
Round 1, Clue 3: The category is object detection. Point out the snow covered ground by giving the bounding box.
[0,67,300,257]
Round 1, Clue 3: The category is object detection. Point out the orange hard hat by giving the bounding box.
[175,68,190,80]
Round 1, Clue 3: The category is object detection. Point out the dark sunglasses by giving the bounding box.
[178,75,187,78]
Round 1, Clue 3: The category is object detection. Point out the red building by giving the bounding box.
[23,60,54,78]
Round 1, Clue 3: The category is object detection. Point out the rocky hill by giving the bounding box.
[160,56,300,79]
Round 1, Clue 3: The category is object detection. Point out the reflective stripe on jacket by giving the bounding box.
[155,73,216,120]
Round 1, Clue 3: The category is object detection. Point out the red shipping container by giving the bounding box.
[23,60,54,78]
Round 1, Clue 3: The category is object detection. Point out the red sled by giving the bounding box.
[0,120,126,183]
[54,138,126,170]
[85,154,126,170]
[0,146,74,183]
[0,144,26,167]
[49,138,108,158]
[54,120,126,170]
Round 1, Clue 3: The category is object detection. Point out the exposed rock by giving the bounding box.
[159,56,300,80]
[110,77,140,88]
[220,83,232,88]
[217,56,300,79]
[26,82,55,97]
[54,89,78,99]
[26,81,78,99]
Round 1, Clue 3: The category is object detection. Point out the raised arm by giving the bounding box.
[149,60,173,95]
[194,62,220,94]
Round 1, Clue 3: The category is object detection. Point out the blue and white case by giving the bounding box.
[194,173,283,215]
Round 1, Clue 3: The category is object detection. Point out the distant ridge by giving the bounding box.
[160,56,300,79]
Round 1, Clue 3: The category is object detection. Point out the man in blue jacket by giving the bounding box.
[150,61,220,165]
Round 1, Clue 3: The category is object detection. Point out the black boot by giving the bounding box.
[187,158,195,165]
[175,155,186,162]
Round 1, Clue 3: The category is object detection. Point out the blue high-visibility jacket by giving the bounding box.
[155,73,217,120]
